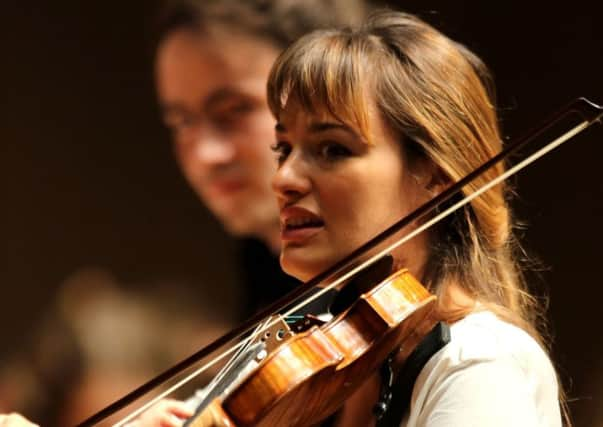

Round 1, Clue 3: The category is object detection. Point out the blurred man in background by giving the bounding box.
[153,0,371,317]
[0,1,372,425]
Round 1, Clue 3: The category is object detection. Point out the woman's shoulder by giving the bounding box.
[404,311,561,427]
[440,310,550,369]
[424,310,558,390]
[408,310,559,396]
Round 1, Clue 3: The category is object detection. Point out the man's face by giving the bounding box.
[155,29,280,239]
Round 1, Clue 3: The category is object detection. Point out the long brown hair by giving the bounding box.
[267,9,569,423]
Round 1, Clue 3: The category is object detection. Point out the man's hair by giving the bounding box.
[155,0,370,50]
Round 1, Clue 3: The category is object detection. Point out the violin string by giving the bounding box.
[113,339,247,426]
[114,315,276,425]
[204,316,270,393]
[114,317,273,426]
[110,105,601,426]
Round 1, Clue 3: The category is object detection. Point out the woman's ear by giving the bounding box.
[425,164,449,196]
[411,157,449,197]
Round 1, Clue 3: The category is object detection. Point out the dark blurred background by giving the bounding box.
[1,1,602,425]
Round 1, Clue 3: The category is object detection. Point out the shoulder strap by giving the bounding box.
[375,321,451,427]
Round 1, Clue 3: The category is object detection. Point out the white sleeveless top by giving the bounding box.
[401,311,561,427]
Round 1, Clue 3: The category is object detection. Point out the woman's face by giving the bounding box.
[272,100,433,282]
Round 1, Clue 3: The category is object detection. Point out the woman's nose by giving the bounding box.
[272,152,311,202]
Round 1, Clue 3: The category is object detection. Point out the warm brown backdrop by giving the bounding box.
[1,1,602,425]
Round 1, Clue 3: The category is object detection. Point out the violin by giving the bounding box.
[77,98,602,427]
[187,262,436,427]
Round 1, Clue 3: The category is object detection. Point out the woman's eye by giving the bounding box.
[270,141,291,165]
[319,142,352,161]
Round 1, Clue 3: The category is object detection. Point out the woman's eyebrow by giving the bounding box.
[275,122,355,132]
[275,121,360,138]
[308,121,355,135]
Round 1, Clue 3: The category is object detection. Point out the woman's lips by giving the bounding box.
[280,206,325,244]
[281,223,324,243]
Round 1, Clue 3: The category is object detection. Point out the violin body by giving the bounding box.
[188,269,436,427]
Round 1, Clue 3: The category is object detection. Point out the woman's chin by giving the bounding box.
[280,254,328,283]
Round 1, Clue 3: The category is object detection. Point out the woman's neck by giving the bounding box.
[435,281,477,324]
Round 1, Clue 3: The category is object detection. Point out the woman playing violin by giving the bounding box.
[1,9,566,427]
[265,9,563,427]
[99,9,566,427]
